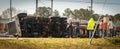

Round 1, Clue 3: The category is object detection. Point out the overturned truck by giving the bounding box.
[17,13,67,37]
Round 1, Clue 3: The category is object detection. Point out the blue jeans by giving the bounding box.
[75,31,80,37]
[89,30,93,38]
[110,29,113,37]
[66,29,71,37]
[75,28,80,37]
[99,29,104,38]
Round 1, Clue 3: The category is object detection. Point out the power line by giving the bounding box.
[102,0,107,10]
[98,0,107,14]
[49,0,120,5]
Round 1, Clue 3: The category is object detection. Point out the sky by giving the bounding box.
[0,0,120,16]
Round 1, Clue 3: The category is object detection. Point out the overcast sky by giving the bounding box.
[0,0,120,16]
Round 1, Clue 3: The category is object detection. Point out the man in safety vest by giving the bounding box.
[99,20,105,38]
[87,18,95,38]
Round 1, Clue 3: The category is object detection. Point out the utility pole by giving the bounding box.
[36,0,38,17]
[91,0,93,15]
[10,0,12,21]
[51,0,53,16]
[88,0,93,19]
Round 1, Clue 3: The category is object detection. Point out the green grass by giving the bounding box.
[0,38,120,49]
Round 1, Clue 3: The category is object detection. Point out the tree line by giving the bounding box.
[0,7,120,24]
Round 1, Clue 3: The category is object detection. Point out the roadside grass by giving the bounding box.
[0,38,120,49]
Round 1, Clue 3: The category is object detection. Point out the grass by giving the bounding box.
[0,38,120,49]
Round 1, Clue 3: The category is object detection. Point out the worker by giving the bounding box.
[75,22,80,37]
[108,19,114,37]
[99,20,105,38]
[87,18,95,38]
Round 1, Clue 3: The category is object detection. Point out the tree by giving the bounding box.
[113,14,120,23]
[72,9,81,19]
[37,6,51,17]
[1,7,18,18]
[79,8,91,20]
[63,8,93,20]
[63,8,72,18]
[53,10,59,16]
[91,14,99,21]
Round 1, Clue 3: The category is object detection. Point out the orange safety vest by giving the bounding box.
[101,22,105,30]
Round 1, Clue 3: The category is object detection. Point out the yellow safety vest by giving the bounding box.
[87,18,95,30]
